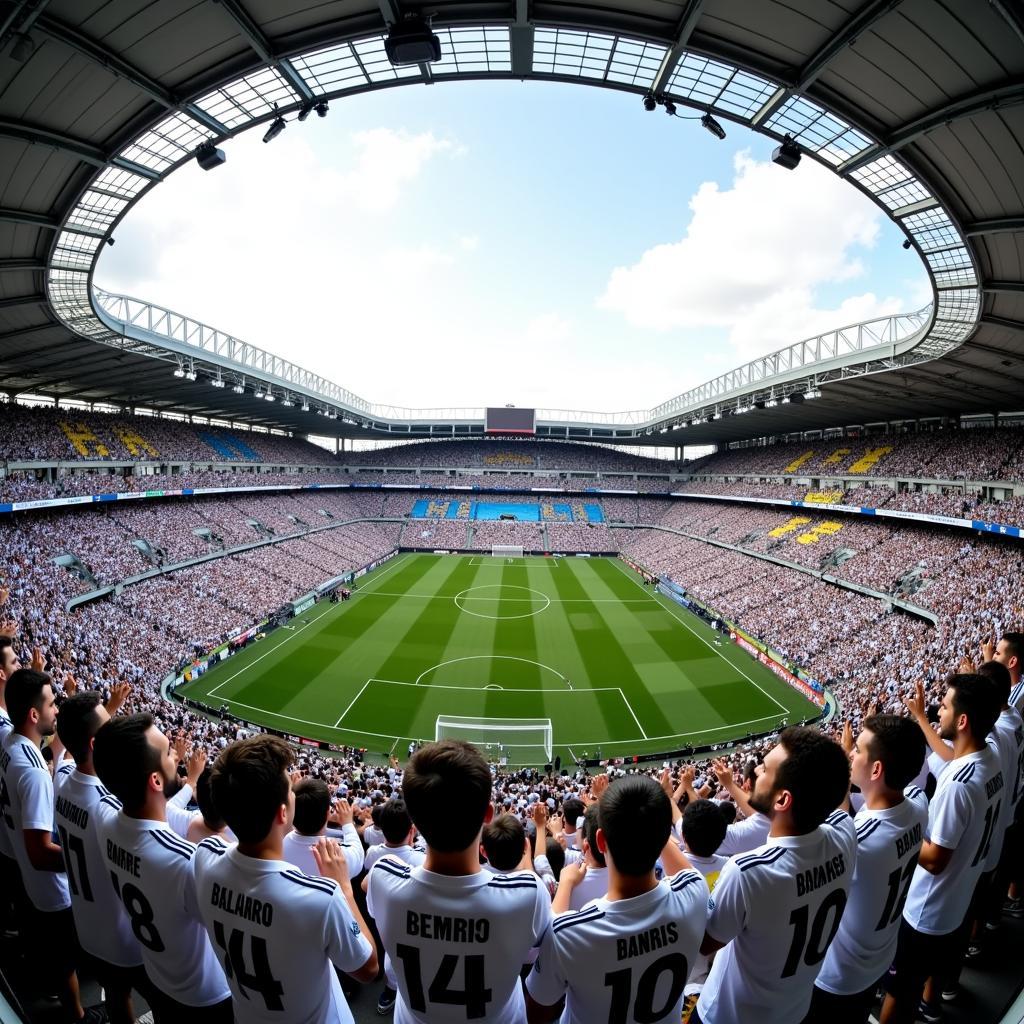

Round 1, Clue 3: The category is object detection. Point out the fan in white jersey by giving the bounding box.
[282,777,365,879]
[694,727,855,1024]
[544,803,610,912]
[194,734,377,1024]
[881,673,1003,1024]
[0,669,103,1022]
[367,740,552,1024]
[92,712,233,1023]
[527,774,708,1024]
[361,797,425,888]
[0,635,21,935]
[807,715,928,1024]
[53,690,159,1024]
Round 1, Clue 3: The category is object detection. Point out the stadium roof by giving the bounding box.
[0,0,1021,446]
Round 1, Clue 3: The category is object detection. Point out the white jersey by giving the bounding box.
[1009,679,1024,716]
[565,864,609,912]
[0,732,69,911]
[0,709,13,859]
[367,860,552,1024]
[282,825,365,879]
[987,708,1024,870]
[363,842,425,875]
[816,789,928,996]
[53,764,141,966]
[97,807,230,1006]
[716,811,770,856]
[193,839,372,1024]
[527,870,708,1024]
[696,810,857,1024]
[904,746,1003,935]
[683,852,729,995]
[363,824,385,847]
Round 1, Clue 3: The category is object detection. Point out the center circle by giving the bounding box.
[453,585,551,620]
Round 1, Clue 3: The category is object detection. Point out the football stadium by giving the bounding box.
[1,1,1023,1023]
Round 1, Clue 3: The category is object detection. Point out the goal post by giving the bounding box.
[491,544,524,557]
[435,716,553,764]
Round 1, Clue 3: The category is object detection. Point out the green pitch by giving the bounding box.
[179,553,820,764]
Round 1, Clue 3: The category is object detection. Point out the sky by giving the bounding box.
[97,80,929,418]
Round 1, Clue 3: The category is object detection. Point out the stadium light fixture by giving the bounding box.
[701,113,726,140]
[195,140,226,171]
[663,100,677,117]
[643,92,657,112]
[184,369,197,381]
[772,134,802,170]
[301,401,310,411]
[297,103,314,123]
[804,388,822,399]
[172,367,185,379]
[211,377,225,388]
[281,397,294,407]
[254,388,265,399]
[232,383,244,394]
[315,101,329,118]
[264,393,275,402]
[385,15,442,65]
[262,115,286,144]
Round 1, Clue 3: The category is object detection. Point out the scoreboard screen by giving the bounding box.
[485,407,536,435]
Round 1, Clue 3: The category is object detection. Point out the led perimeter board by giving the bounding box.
[485,407,536,435]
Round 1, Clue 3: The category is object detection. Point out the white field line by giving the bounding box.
[617,688,648,739]
[205,552,410,700]
[608,559,789,716]
[366,677,624,694]
[205,604,331,698]
[358,591,656,604]
[334,679,372,727]
[218,695,400,741]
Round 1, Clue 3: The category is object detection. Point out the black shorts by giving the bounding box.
[884,919,956,1002]
[77,949,150,998]
[145,981,234,1024]
[803,982,876,1024]
[21,904,78,979]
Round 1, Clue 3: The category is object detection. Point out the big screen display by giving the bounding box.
[485,407,536,434]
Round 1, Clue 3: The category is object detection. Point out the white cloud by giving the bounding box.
[598,152,906,362]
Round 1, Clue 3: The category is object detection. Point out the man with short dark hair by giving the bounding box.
[481,813,529,873]
[0,635,21,932]
[994,632,1024,711]
[93,713,232,1022]
[54,690,154,1024]
[881,674,1003,1024]
[0,669,100,1021]
[526,775,707,1024]
[282,777,364,878]
[362,797,423,880]
[367,740,551,1023]
[194,735,377,1024]
[807,715,928,1024]
[694,727,855,1024]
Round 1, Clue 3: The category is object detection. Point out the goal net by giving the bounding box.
[491,545,524,557]
[435,716,553,764]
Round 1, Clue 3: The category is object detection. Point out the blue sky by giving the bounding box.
[98,80,928,417]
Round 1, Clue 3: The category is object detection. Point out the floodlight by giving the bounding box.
[264,393,275,402]
[902,239,913,250]
[254,389,265,399]
[701,113,726,140]
[184,369,197,381]
[297,104,314,123]
[643,92,657,112]
[301,401,310,411]
[262,117,286,144]
[172,367,185,378]
[385,16,441,65]
[232,383,244,394]
[211,378,225,388]
[315,101,329,118]
[195,141,226,170]
[663,100,677,117]
[9,33,35,62]
[772,135,801,170]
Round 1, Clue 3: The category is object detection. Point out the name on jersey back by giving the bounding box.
[616,922,679,962]
[407,911,489,943]
[796,853,847,898]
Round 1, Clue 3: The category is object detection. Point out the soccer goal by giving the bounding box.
[435,716,553,764]
[491,545,524,558]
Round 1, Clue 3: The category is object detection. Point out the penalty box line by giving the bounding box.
[334,677,650,741]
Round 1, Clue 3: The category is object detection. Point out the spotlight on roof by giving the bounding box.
[262,116,286,144]
[211,377,225,388]
[902,239,913,250]
[184,369,197,381]
[663,100,677,117]
[9,33,35,62]
[315,100,329,118]
[264,392,275,402]
[297,103,314,123]
[701,113,726,140]
[642,92,658,112]
[772,134,802,170]
[385,16,441,65]
[232,383,245,394]
[172,367,185,379]
[254,389,265,399]
[281,397,294,407]
[301,401,310,411]
[195,140,226,171]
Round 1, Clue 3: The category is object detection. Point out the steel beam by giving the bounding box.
[842,82,1024,174]
[0,259,46,273]
[0,293,45,310]
[650,0,706,96]
[964,216,1024,236]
